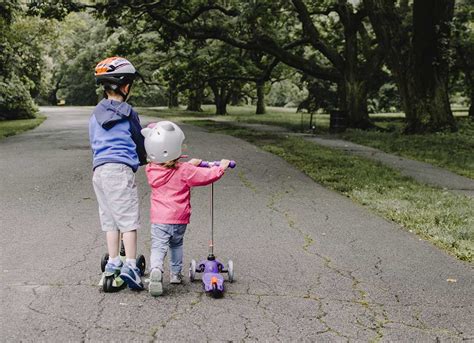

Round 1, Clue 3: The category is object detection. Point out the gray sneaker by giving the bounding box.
[170,273,183,284]
[148,268,163,296]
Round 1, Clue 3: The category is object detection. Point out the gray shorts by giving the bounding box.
[92,163,140,232]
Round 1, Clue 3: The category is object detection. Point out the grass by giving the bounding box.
[339,118,474,179]
[0,115,46,139]
[184,119,474,262]
[138,105,473,179]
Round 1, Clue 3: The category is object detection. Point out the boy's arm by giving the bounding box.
[183,163,225,187]
[129,110,148,166]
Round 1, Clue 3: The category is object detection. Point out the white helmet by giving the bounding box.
[141,121,185,163]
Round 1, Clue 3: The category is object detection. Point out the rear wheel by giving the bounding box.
[103,275,115,292]
[211,284,223,298]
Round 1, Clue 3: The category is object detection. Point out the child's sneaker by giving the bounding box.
[120,263,144,290]
[170,273,183,284]
[149,268,163,296]
[105,261,123,274]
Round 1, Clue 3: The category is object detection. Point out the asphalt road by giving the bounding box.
[1,107,472,342]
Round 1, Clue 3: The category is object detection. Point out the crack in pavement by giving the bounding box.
[266,188,393,341]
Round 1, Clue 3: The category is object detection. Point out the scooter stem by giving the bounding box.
[209,182,214,257]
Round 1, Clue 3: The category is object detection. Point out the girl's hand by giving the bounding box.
[220,159,230,170]
[188,158,202,166]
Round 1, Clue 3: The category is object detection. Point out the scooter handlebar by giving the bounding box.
[198,160,236,168]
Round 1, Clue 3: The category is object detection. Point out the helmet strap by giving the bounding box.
[119,82,133,102]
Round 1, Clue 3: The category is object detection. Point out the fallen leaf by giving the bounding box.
[446,278,457,283]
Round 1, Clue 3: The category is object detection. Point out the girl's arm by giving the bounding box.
[183,163,225,187]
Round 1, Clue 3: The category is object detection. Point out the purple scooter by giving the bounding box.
[189,160,236,298]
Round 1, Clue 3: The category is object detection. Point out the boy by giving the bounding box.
[89,57,147,290]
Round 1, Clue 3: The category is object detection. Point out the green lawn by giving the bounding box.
[339,118,474,179]
[0,115,46,139]
[185,120,474,262]
[138,106,473,179]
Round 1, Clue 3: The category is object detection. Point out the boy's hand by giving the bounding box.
[220,159,230,170]
[188,158,202,166]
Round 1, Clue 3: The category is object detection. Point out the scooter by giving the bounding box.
[99,240,146,292]
[189,160,236,298]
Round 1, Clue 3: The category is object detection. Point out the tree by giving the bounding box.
[364,0,457,132]
[0,1,40,119]
[94,0,385,128]
[451,0,473,119]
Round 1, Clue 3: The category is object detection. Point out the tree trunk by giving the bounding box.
[186,87,203,112]
[167,83,179,108]
[229,82,242,106]
[48,75,62,105]
[343,77,370,129]
[256,81,266,115]
[365,0,457,132]
[338,4,371,129]
[210,82,228,115]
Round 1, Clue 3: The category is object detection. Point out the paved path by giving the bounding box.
[210,120,474,198]
[0,107,473,342]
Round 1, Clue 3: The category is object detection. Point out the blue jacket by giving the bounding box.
[89,99,147,172]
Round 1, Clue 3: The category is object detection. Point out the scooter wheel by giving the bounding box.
[103,275,115,293]
[189,259,196,282]
[227,260,234,283]
[137,255,146,276]
[211,284,223,299]
[101,253,109,273]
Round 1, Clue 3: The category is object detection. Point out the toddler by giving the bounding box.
[141,121,230,296]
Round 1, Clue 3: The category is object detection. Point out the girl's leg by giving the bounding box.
[150,224,172,272]
[169,225,187,274]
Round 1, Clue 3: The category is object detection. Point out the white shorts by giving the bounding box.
[92,163,140,232]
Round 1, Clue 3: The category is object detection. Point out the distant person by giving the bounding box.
[141,121,231,296]
[89,57,147,290]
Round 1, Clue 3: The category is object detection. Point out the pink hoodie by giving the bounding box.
[145,162,225,224]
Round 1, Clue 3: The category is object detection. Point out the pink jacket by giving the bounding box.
[145,162,225,224]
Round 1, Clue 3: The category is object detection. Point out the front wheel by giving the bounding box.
[189,259,196,282]
[227,260,234,283]
[137,254,146,276]
[101,253,109,273]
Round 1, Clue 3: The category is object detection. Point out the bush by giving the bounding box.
[0,76,37,120]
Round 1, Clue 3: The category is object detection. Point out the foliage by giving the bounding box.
[267,79,308,107]
[0,1,39,119]
[186,120,474,261]
[0,76,38,120]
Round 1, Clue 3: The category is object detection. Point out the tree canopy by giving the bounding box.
[1,0,471,132]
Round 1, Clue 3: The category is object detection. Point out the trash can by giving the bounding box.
[329,110,347,133]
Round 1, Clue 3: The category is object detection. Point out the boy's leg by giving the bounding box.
[169,225,187,283]
[122,230,137,261]
[106,231,120,259]
[92,165,121,271]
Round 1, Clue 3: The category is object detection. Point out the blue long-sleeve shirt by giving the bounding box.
[89,99,147,172]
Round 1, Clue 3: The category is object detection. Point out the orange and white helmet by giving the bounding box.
[95,57,137,85]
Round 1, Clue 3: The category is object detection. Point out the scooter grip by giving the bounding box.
[198,160,236,168]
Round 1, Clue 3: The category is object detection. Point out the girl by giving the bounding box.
[141,121,230,296]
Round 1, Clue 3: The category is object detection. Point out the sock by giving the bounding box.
[126,258,137,269]
[109,255,121,266]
